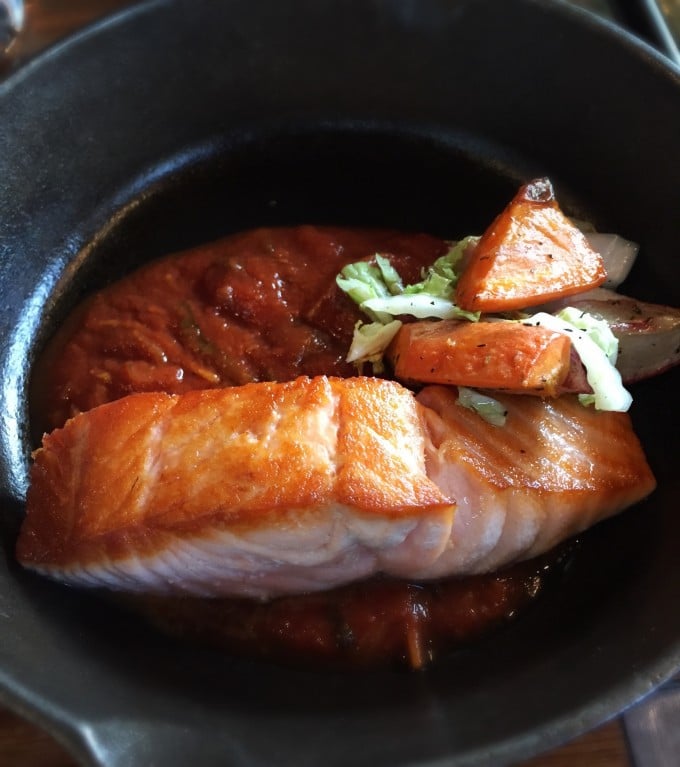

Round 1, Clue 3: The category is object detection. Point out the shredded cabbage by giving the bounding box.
[374,254,404,295]
[338,237,481,369]
[362,293,478,321]
[404,236,479,297]
[336,261,394,323]
[336,237,480,324]
[557,306,619,364]
[345,320,403,373]
[457,387,508,426]
[337,238,633,414]
[521,308,632,412]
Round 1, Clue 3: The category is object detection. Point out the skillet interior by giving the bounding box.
[0,1,679,765]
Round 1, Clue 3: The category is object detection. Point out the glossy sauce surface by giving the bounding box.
[128,550,569,669]
[33,226,446,434]
[33,226,568,668]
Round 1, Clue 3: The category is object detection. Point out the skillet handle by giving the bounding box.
[76,719,242,767]
[612,0,680,64]
[638,0,680,64]
[623,676,680,767]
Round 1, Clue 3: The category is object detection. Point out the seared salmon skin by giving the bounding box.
[17,376,655,597]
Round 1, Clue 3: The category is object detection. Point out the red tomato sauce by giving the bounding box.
[32,225,568,669]
[126,552,568,670]
[32,226,447,434]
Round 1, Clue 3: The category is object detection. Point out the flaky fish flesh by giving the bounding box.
[17,376,655,598]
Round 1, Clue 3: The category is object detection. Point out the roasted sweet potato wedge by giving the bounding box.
[387,319,572,395]
[455,178,606,312]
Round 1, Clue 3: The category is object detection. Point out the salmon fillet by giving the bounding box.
[17,377,655,597]
[17,376,455,598]
[414,386,656,577]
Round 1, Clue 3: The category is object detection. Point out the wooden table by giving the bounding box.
[0,2,642,765]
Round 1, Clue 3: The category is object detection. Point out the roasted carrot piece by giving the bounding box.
[455,178,606,312]
[387,320,571,395]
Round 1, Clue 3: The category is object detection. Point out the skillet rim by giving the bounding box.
[0,1,679,766]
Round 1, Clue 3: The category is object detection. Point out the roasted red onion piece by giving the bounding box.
[549,288,680,383]
[584,233,639,289]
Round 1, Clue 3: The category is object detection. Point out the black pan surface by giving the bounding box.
[1,1,679,765]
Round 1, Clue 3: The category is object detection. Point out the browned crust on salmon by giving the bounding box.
[17,376,454,570]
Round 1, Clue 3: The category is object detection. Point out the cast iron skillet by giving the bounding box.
[1,1,679,765]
